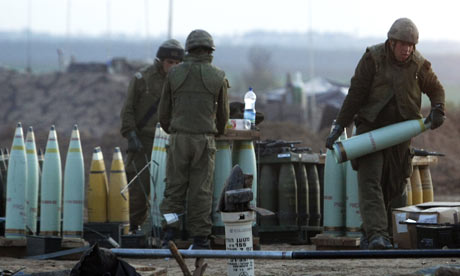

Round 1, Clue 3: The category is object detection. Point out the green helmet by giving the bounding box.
[185,29,215,51]
[387,18,419,44]
[156,39,185,60]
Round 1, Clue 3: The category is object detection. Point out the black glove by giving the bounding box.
[325,123,344,150]
[127,130,143,152]
[424,104,445,130]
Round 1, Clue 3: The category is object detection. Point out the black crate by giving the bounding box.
[416,225,454,249]
[26,235,62,256]
[121,233,147,248]
[84,222,123,248]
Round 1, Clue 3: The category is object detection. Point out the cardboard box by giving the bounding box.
[392,203,460,249]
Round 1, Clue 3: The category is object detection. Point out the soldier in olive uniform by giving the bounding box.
[326,18,445,249]
[120,39,184,233]
[158,29,229,249]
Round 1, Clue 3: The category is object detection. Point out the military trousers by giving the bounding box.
[126,135,153,230]
[357,143,410,242]
[160,133,216,237]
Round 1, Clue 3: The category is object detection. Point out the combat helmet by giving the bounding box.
[156,39,185,60]
[185,29,215,52]
[387,18,419,44]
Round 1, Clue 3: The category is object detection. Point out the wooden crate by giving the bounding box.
[311,234,360,250]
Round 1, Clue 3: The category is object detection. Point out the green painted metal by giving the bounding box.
[295,163,309,226]
[333,119,429,163]
[278,163,297,226]
[306,164,321,227]
[40,125,62,236]
[258,164,278,227]
[232,140,257,207]
[323,131,347,236]
[5,123,27,238]
[25,127,40,235]
[212,140,233,227]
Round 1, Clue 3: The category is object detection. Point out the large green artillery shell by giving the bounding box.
[410,166,423,205]
[212,140,233,227]
[150,124,169,228]
[232,141,257,208]
[25,127,39,235]
[345,160,361,237]
[5,123,27,239]
[40,125,62,236]
[333,119,429,163]
[419,165,434,203]
[63,125,85,238]
[306,164,321,226]
[278,163,298,226]
[323,130,347,236]
[295,163,309,226]
[259,164,278,226]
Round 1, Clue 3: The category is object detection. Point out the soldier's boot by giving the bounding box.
[368,236,392,250]
[161,228,175,249]
[360,235,369,250]
[191,236,211,250]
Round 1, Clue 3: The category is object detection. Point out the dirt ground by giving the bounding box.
[0,243,459,276]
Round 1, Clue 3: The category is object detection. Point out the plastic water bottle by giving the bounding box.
[244,87,257,129]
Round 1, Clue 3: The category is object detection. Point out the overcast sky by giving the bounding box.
[1,0,460,41]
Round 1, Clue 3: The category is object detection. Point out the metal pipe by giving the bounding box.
[111,248,460,259]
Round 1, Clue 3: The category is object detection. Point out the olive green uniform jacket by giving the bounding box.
[335,41,445,241]
[158,53,229,237]
[120,59,167,229]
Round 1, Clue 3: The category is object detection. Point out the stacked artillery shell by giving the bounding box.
[419,165,434,203]
[87,146,108,222]
[295,163,309,226]
[410,166,423,205]
[278,163,298,226]
[108,147,129,234]
[406,178,413,206]
[345,127,361,237]
[5,123,27,239]
[306,163,321,227]
[63,125,85,238]
[25,127,39,235]
[323,128,347,236]
[150,123,169,228]
[212,140,232,227]
[40,125,62,236]
[232,140,257,208]
[258,164,278,226]
[344,160,361,236]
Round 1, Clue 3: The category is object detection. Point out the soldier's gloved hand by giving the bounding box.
[127,130,143,152]
[325,123,344,150]
[424,104,445,130]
